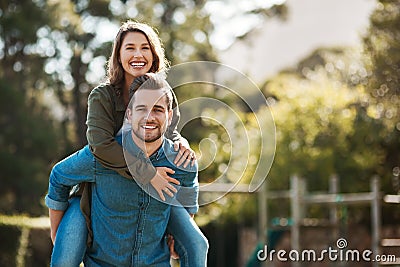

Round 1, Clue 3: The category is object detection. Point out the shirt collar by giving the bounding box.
[123,129,165,160]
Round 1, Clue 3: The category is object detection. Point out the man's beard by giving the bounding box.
[132,125,163,143]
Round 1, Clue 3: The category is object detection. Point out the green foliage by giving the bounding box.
[0,80,61,215]
[265,72,374,191]
[0,1,66,215]
[210,43,397,226]
[363,0,400,184]
[0,225,19,266]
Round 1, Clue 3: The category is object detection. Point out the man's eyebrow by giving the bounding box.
[153,104,166,110]
[134,104,146,109]
[134,104,165,109]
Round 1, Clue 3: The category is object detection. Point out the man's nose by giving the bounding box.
[145,111,156,120]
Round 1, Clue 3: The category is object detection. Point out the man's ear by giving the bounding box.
[126,108,132,121]
[167,109,173,126]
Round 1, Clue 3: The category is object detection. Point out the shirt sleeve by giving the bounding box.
[45,148,96,211]
[86,86,157,181]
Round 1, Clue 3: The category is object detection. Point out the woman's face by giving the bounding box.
[119,31,154,80]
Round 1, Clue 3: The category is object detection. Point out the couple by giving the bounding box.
[45,21,208,266]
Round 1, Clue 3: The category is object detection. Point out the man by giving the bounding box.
[46,75,199,266]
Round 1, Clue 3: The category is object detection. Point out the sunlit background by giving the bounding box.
[1,0,399,266]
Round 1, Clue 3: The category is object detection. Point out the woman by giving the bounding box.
[45,20,208,267]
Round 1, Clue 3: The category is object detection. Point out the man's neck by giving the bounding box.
[131,134,164,157]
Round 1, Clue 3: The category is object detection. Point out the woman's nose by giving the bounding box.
[133,49,142,58]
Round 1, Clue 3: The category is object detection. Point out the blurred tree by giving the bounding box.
[41,0,287,145]
[207,43,398,227]
[43,0,111,147]
[261,46,395,223]
[363,0,400,189]
[0,1,63,215]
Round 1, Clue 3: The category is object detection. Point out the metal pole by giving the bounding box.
[371,176,381,267]
[329,175,340,267]
[290,175,301,267]
[258,181,268,267]
[258,181,267,243]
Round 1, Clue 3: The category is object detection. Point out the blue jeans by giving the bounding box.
[51,197,87,267]
[167,206,208,267]
[49,146,208,267]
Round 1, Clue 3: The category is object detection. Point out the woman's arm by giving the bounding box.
[165,88,196,167]
[86,84,157,180]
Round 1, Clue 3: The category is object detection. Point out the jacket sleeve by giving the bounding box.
[165,88,188,144]
[86,86,157,181]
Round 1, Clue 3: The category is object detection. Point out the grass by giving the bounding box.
[0,214,49,229]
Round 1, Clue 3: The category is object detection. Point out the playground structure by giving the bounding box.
[202,175,400,266]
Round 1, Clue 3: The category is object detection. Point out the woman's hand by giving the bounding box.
[173,140,196,168]
[150,167,180,201]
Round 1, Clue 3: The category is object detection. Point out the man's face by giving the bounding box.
[127,89,172,143]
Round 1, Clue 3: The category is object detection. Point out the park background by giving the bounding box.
[0,0,399,266]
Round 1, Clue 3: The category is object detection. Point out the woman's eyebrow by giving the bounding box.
[124,42,150,47]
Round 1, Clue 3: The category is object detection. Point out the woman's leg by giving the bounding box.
[51,196,87,267]
[167,206,209,267]
[48,146,94,267]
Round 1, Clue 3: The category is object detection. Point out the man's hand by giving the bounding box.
[167,234,180,260]
[150,167,180,201]
[173,140,196,168]
[49,209,65,244]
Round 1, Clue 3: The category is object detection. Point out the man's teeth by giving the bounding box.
[142,125,156,129]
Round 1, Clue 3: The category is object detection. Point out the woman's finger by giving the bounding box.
[176,149,191,167]
[163,187,174,197]
[166,177,180,186]
[163,167,175,175]
[157,189,166,201]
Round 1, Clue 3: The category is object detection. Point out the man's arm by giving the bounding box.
[49,209,64,244]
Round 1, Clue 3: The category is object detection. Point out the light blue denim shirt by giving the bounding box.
[45,132,199,266]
